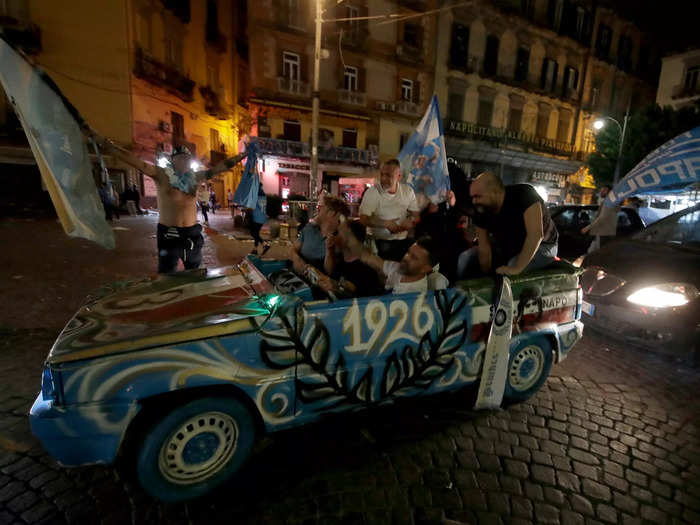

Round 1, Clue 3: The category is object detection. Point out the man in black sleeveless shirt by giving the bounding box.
[457,172,558,278]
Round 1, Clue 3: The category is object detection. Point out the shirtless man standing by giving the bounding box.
[98,140,245,273]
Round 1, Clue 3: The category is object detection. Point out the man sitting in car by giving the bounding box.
[338,220,446,294]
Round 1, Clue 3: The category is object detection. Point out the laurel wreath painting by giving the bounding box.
[258,291,468,408]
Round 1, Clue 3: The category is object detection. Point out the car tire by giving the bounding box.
[503,336,553,404]
[136,396,256,502]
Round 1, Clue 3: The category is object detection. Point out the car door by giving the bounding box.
[617,209,644,237]
[292,289,474,421]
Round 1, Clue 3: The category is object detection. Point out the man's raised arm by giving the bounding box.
[94,134,165,184]
[496,202,543,275]
[196,151,248,182]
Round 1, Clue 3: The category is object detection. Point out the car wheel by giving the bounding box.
[503,336,553,404]
[136,397,256,502]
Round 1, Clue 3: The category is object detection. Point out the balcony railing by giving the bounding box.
[444,118,578,157]
[671,84,700,99]
[0,16,41,54]
[448,55,482,75]
[396,100,420,115]
[199,86,230,119]
[338,90,366,106]
[253,137,377,166]
[277,77,310,96]
[133,46,195,102]
[396,44,423,65]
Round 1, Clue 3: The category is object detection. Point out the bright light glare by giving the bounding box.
[265,295,280,308]
[627,286,690,307]
[572,255,585,268]
[593,119,605,130]
[534,185,548,201]
[190,160,201,171]
[157,156,169,168]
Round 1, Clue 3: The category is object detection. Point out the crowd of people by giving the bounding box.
[284,158,560,299]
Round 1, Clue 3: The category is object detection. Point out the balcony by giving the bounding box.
[396,44,423,65]
[375,101,396,112]
[340,27,369,52]
[277,77,310,97]
[199,86,230,119]
[253,137,377,166]
[396,100,420,115]
[0,16,41,54]
[444,118,578,157]
[133,47,195,102]
[448,55,482,75]
[338,90,366,106]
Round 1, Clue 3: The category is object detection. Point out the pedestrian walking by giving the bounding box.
[250,185,270,256]
[197,182,210,225]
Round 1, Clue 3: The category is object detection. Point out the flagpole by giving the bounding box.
[310,0,322,201]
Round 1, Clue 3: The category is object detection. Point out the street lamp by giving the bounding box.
[592,104,630,185]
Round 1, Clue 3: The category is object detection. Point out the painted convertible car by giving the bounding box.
[30,257,583,501]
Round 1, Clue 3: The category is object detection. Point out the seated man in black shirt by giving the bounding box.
[315,219,384,298]
[457,172,558,278]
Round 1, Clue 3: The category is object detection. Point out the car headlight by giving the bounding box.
[626,283,698,308]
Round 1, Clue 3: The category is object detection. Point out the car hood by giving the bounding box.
[48,262,275,364]
[584,239,700,288]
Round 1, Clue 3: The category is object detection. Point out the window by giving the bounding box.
[448,92,464,121]
[207,60,220,91]
[618,36,633,71]
[521,0,535,20]
[553,208,576,229]
[508,106,523,132]
[547,0,564,32]
[515,47,529,82]
[403,23,422,49]
[136,10,152,52]
[171,112,184,139]
[346,5,359,39]
[210,128,222,152]
[164,35,183,69]
[595,24,612,60]
[342,128,358,148]
[484,35,499,77]
[401,79,413,101]
[283,120,301,142]
[206,0,220,42]
[536,105,550,138]
[477,97,493,127]
[257,116,271,138]
[344,66,358,91]
[556,111,571,142]
[287,0,302,28]
[449,23,470,69]
[685,66,700,94]
[541,58,558,92]
[283,52,300,80]
[562,66,579,97]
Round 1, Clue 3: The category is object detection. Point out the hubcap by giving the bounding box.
[158,411,238,485]
[509,345,545,392]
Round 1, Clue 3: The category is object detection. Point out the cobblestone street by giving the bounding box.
[1,215,699,524]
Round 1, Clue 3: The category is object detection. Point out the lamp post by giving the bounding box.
[593,102,630,185]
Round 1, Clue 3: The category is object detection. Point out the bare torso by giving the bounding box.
[156,182,198,227]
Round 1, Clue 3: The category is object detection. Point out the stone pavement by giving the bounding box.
[0,214,699,524]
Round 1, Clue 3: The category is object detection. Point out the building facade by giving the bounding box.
[434,0,658,203]
[246,0,437,208]
[656,49,700,110]
[1,0,247,210]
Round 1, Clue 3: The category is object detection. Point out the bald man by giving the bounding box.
[457,172,558,278]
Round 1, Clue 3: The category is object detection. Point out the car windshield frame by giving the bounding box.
[633,203,700,248]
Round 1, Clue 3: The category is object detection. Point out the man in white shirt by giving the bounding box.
[341,220,440,294]
[359,158,420,261]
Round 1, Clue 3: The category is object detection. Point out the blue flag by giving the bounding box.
[605,126,700,207]
[233,141,260,209]
[0,38,115,249]
[398,94,450,207]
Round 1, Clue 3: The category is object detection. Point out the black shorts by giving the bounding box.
[157,223,204,273]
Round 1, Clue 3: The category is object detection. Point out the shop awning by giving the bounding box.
[446,139,583,174]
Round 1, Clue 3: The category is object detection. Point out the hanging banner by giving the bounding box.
[0,38,115,249]
[398,94,450,208]
[605,126,700,207]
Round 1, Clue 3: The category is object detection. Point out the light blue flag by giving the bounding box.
[233,141,260,209]
[0,38,115,249]
[398,94,450,207]
[605,126,700,207]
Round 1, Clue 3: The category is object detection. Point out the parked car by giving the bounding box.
[30,258,583,501]
[550,204,646,260]
[580,203,700,364]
